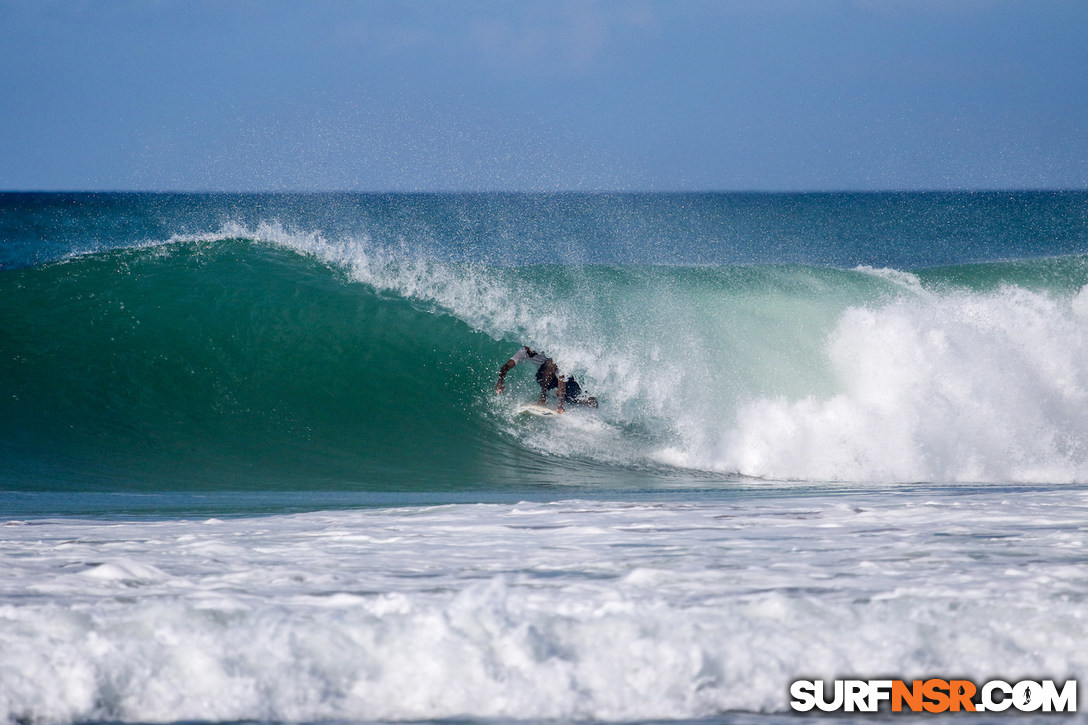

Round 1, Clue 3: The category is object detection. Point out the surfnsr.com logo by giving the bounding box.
[790,679,1077,713]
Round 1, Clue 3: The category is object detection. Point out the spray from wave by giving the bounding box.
[717,282,1088,482]
[5,221,1088,486]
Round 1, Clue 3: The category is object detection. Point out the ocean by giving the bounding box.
[1,191,1087,723]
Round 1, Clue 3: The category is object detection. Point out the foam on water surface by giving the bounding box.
[5,193,1088,725]
[217,221,1088,485]
[1,488,1085,723]
[7,193,1088,489]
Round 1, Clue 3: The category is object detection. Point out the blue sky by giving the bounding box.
[2,0,1086,191]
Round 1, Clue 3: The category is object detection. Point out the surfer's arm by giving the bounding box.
[556,377,566,414]
[495,359,516,394]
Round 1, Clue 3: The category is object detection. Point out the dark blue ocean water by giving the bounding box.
[4,191,1088,498]
[4,191,1087,270]
[1,193,1085,724]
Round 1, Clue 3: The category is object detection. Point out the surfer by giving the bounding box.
[494,346,598,413]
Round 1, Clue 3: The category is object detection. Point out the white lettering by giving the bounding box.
[1014,680,1043,711]
[981,680,1012,712]
[814,679,844,712]
[867,679,893,711]
[1041,680,1077,713]
[789,680,816,712]
[845,680,869,712]
[791,677,1076,714]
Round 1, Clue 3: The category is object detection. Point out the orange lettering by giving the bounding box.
[923,679,951,713]
[949,680,977,712]
[892,680,924,712]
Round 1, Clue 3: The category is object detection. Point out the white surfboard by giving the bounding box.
[516,403,561,417]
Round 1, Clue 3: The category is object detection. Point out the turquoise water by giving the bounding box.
[2,193,1087,723]
[5,191,1088,270]
[4,192,1088,496]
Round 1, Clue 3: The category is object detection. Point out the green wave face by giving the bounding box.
[6,232,1088,490]
[0,241,523,490]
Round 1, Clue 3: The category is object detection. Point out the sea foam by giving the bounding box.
[718,285,1088,482]
[1,492,1085,723]
[49,224,1088,485]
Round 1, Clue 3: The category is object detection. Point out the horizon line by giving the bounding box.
[2,187,1087,196]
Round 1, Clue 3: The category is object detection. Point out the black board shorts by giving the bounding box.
[536,362,584,402]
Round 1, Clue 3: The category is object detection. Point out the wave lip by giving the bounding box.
[6,224,1088,487]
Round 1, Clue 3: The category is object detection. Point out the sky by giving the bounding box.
[1,0,1086,192]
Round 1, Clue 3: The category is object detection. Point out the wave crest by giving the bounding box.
[717,285,1088,482]
[7,227,1088,486]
